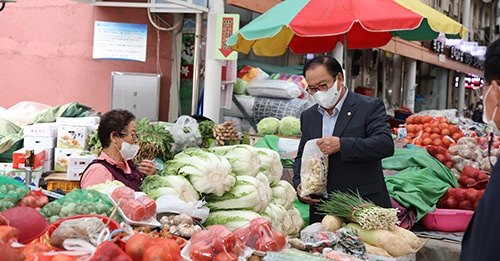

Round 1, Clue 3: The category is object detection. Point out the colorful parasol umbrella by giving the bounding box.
[227,0,467,57]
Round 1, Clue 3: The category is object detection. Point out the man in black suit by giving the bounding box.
[293,55,394,224]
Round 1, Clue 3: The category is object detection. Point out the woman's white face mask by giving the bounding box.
[482,83,500,135]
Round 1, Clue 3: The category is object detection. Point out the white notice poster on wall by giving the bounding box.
[93,21,148,62]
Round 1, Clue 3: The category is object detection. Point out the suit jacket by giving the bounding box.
[293,91,394,223]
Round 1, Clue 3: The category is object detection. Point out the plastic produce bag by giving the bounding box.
[167,116,202,154]
[50,217,107,248]
[0,176,29,212]
[156,195,209,223]
[300,139,329,198]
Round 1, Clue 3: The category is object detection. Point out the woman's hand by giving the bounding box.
[296,184,320,205]
[138,159,157,176]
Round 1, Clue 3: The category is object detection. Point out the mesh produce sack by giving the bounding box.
[0,175,29,212]
[253,97,309,123]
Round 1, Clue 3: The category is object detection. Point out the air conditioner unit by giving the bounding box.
[0,0,17,2]
[149,0,208,13]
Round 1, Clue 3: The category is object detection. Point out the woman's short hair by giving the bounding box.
[98,109,136,148]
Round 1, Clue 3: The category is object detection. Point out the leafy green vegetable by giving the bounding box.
[203,210,262,231]
[140,174,200,202]
[257,117,280,135]
[278,116,301,136]
[208,145,261,177]
[198,120,215,142]
[255,147,283,185]
[270,180,297,210]
[135,118,174,163]
[162,148,235,196]
[205,175,270,213]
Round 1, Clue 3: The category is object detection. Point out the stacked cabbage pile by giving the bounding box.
[140,144,304,236]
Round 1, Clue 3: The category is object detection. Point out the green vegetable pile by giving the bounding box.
[40,189,121,223]
[198,120,215,143]
[257,116,301,136]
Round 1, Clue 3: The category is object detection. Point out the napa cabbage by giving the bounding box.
[208,144,261,176]
[140,174,200,202]
[162,148,235,196]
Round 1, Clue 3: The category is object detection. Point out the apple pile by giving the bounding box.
[403,115,465,149]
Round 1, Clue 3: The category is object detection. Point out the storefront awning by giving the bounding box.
[71,0,208,13]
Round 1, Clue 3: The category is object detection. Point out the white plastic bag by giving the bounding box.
[167,115,202,154]
[155,195,210,222]
[300,139,329,198]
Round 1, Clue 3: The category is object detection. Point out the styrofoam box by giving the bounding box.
[67,167,86,181]
[23,123,59,138]
[43,159,54,172]
[56,116,100,127]
[57,125,90,149]
[277,137,301,156]
[68,151,96,168]
[0,163,43,187]
[368,253,416,261]
[54,148,83,172]
[12,148,46,170]
[24,136,57,149]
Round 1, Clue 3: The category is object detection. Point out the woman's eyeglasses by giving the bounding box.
[120,131,140,141]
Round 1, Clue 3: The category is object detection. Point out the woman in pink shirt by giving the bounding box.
[80,109,157,191]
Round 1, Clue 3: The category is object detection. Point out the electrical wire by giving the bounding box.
[0,3,6,12]
[147,9,182,32]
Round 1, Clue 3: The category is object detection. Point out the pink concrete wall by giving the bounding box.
[0,0,174,121]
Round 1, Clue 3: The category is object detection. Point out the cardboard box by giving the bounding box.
[45,148,54,160]
[24,136,57,149]
[54,148,83,172]
[368,253,416,261]
[67,151,97,181]
[57,125,90,149]
[0,163,42,186]
[12,148,46,170]
[23,123,58,138]
[56,116,100,127]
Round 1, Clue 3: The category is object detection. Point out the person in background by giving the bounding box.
[293,55,394,224]
[460,38,500,260]
[80,109,157,191]
[471,102,484,123]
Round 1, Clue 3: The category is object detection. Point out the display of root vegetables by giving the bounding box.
[403,115,465,149]
[110,186,156,222]
[449,136,500,175]
[212,121,241,146]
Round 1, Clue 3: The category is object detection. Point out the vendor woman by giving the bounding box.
[80,109,157,191]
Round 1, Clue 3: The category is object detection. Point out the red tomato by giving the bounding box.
[232,227,255,247]
[190,230,211,245]
[189,241,215,261]
[272,231,286,251]
[209,225,236,252]
[254,236,280,252]
[249,218,273,238]
[214,251,238,261]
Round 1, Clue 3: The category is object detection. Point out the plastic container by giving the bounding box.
[46,180,80,193]
[1,206,49,244]
[421,208,474,232]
